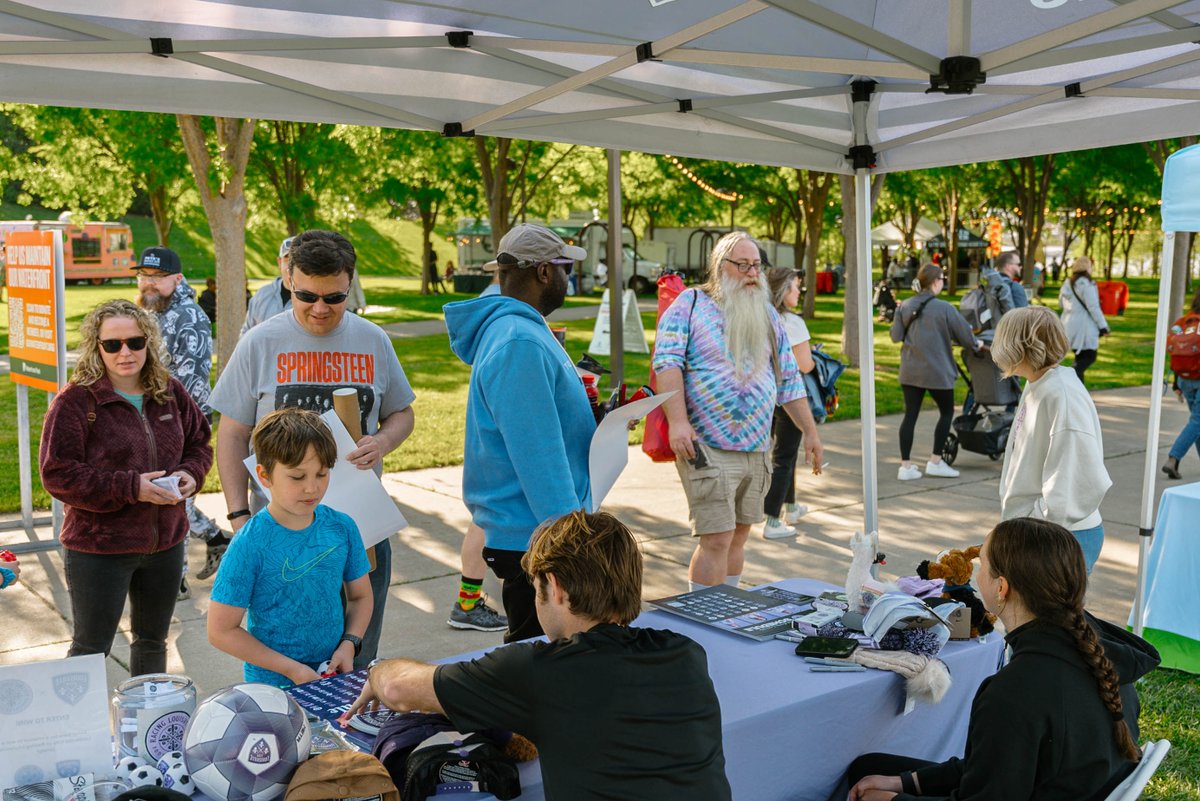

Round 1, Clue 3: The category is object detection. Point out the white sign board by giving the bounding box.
[589,391,673,511]
[0,654,110,790]
[587,289,649,356]
[244,411,407,548]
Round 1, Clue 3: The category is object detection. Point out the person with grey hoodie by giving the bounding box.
[890,263,981,481]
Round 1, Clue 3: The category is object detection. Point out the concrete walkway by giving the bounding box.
[1,384,1190,695]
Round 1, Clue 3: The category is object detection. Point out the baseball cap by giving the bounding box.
[483,223,587,272]
[279,236,294,260]
[284,751,399,801]
[132,246,182,275]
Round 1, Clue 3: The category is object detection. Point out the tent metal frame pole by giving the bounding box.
[1133,230,1176,636]
[607,148,625,389]
[855,169,879,536]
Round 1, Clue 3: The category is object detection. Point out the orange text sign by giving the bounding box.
[5,230,62,391]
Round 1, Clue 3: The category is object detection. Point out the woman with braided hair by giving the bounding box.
[845,517,1150,801]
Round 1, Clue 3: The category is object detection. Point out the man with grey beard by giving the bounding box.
[654,232,824,589]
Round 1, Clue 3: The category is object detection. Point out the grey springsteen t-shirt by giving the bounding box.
[210,310,415,444]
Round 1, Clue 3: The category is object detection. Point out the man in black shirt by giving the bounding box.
[343,510,731,801]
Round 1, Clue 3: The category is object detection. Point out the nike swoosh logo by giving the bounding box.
[281,547,337,583]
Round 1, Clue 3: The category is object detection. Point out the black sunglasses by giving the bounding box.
[99,337,147,354]
[292,288,350,305]
[496,252,574,273]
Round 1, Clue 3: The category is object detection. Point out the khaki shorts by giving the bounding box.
[675,443,772,536]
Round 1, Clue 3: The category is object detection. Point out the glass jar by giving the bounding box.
[110,674,196,762]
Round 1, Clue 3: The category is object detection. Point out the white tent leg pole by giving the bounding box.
[607,148,624,388]
[1134,231,1175,636]
[855,168,879,535]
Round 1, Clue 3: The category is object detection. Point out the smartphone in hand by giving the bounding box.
[688,441,709,469]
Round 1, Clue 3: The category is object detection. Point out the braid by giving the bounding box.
[1065,611,1140,762]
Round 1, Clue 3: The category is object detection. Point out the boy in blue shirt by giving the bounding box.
[209,407,372,687]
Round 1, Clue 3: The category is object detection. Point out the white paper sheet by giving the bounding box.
[243,411,407,548]
[589,391,673,512]
[0,654,110,791]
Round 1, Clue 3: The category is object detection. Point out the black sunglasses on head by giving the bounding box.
[99,337,147,354]
[292,288,350,305]
[496,252,574,273]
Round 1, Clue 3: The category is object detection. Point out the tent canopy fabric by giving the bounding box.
[1,1,1199,175]
[1161,143,1200,233]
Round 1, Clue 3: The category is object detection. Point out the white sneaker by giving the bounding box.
[785,504,809,524]
[763,517,798,539]
[897,465,923,481]
[925,460,960,478]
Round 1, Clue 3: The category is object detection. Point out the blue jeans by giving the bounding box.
[1169,377,1200,461]
[1072,524,1104,575]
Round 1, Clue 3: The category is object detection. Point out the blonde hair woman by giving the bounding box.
[39,299,212,675]
[1058,256,1109,385]
[991,306,1110,573]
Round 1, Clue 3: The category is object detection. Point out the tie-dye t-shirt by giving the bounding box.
[653,288,804,452]
[211,504,370,686]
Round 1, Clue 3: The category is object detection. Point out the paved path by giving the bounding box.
[1,384,1187,695]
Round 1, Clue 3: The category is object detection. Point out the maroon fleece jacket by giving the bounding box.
[39,376,213,554]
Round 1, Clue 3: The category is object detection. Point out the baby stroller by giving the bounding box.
[940,346,1021,465]
[873,279,898,322]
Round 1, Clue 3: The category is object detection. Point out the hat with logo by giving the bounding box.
[482,223,587,272]
[279,236,295,260]
[284,751,399,801]
[133,246,182,275]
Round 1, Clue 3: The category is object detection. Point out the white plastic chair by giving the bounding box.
[1104,740,1172,801]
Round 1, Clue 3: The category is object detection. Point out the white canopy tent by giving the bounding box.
[2,0,1198,546]
[871,217,942,246]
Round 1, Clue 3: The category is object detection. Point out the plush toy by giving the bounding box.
[916,546,995,637]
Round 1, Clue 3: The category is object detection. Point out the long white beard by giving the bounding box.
[718,272,771,382]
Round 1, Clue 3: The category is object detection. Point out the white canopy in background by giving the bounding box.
[2,0,1197,550]
[871,217,942,246]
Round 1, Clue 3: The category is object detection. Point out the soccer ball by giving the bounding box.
[162,763,196,796]
[156,751,186,773]
[128,766,163,788]
[182,684,310,801]
[115,756,149,776]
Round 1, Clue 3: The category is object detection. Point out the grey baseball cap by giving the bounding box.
[483,223,586,271]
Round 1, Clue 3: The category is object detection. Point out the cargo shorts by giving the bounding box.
[675,442,772,536]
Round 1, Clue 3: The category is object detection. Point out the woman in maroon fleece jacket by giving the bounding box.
[40,299,212,676]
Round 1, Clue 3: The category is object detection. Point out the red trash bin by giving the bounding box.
[816,272,835,294]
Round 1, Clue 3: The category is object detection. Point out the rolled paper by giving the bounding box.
[332,387,363,441]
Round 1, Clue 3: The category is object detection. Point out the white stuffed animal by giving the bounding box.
[846,530,878,612]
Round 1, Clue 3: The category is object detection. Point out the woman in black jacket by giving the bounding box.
[845,517,1146,801]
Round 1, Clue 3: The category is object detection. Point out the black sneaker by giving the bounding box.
[196,543,227,580]
[447,599,508,632]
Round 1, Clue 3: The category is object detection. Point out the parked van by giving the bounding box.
[0,219,134,284]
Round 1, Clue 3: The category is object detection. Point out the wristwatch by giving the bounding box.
[340,634,363,656]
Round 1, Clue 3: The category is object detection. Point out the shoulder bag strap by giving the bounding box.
[900,295,935,343]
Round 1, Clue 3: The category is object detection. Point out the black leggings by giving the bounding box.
[1074,349,1098,384]
[764,407,803,517]
[483,547,543,644]
[899,385,956,461]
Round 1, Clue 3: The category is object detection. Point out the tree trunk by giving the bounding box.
[148,185,173,246]
[800,171,833,319]
[178,115,254,374]
[1168,233,1195,321]
[839,173,886,366]
[474,136,513,249]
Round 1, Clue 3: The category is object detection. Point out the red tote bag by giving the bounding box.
[642,273,687,462]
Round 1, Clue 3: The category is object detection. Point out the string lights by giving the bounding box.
[664,155,743,203]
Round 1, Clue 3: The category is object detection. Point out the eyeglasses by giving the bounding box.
[99,337,147,354]
[723,258,763,273]
[135,271,174,281]
[291,288,350,305]
[496,252,574,273]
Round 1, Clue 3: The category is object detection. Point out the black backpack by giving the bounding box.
[403,730,521,801]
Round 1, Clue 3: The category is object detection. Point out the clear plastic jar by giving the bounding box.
[110,674,196,762]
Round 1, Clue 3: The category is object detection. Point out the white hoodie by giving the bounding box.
[999,365,1111,531]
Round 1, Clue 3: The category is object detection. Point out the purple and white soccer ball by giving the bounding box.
[182,683,310,801]
[162,762,196,796]
[156,751,186,773]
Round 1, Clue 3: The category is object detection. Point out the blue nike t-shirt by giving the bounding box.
[211,504,370,687]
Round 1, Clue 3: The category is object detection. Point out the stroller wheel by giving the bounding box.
[942,434,959,466]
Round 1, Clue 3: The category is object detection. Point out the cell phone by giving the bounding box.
[688,441,709,469]
[793,636,859,659]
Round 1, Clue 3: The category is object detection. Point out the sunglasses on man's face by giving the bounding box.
[291,288,350,305]
[99,337,147,354]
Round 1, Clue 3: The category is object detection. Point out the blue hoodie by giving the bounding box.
[445,295,594,552]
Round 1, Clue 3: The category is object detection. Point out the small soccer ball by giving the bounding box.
[162,763,196,796]
[183,683,310,801]
[157,751,186,773]
[116,756,149,776]
[129,765,164,788]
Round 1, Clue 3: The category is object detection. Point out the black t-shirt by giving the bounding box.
[434,624,731,801]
